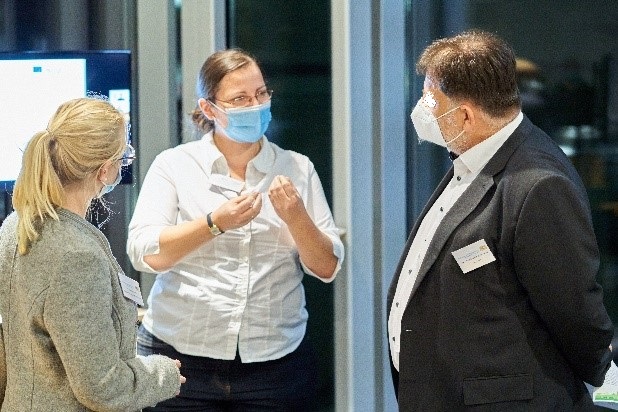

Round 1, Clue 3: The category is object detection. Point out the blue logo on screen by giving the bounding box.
[33,66,42,72]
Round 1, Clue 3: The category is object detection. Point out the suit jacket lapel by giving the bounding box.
[407,117,532,303]
[408,173,494,301]
[387,166,454,307]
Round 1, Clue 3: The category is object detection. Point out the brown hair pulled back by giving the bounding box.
[191,48,259,134]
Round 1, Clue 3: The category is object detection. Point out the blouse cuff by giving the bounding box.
[301,231,344,283]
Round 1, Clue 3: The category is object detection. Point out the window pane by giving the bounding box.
[467,1,618,320]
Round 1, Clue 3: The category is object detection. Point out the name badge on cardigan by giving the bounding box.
[118,272,144,306]
[452,239,496,273]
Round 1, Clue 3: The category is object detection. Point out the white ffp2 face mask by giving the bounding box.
[410,100,463,147]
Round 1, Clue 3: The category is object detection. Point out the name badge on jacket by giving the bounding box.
[452,239,496,273]
[118,272,144,306]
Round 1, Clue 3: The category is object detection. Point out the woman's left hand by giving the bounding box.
[268,175,337,279]
[268,175,307,225]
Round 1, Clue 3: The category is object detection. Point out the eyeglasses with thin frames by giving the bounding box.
[211,89,273,109]
[117,143,136,167]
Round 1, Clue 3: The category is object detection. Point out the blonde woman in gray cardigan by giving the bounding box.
[0,97,185,411]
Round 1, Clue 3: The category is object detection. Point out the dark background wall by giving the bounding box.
[227,1,335,409]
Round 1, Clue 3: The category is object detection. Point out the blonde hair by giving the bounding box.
[12,97,126,255]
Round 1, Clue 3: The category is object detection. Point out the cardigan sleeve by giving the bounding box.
[44,248,180,412]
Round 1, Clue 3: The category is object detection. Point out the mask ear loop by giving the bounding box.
[197,98,219,126]
[209,100,226,114]
[445,130,465,146]
[97,159,116,185]
[437,105,464,147]
[435,105,461,121]
[207,101,230,130]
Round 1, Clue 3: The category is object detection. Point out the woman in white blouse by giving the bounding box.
[127,48,344,411]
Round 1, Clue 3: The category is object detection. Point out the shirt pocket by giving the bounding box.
[462,373,533,406]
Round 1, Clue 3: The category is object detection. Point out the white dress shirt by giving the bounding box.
[388,113,523,371]
[127,132,344,363]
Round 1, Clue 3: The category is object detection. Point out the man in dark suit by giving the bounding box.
[387,30,613,410]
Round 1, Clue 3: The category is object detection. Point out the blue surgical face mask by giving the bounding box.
[97,164,122,198]
[212,101,272,143]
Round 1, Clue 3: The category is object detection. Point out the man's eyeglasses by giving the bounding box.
[212,89,273,108]
[117,143,136,167]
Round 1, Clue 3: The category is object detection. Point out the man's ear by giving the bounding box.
[459,103,476,132]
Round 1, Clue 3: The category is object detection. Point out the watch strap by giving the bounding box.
[206,212,223,236]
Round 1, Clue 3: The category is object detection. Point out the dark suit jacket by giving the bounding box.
[387,116,613,411]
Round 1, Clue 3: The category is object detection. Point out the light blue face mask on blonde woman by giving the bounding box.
[213,101,272,143]
[97,143,136,198]
[97,164,122,198]
[410,99,464,147]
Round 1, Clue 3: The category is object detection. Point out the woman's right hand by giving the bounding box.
[211,192,262,232]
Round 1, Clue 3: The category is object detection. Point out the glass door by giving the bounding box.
[227,1,335,410]
[465,0,618,321]
[408,0,618,323]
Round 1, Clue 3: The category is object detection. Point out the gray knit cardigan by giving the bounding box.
[0,209,180,411]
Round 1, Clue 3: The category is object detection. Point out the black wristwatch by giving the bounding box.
[206,212,224,236]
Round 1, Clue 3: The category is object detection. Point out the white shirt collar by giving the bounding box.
[198,132,276,177]
[458,112,523,175]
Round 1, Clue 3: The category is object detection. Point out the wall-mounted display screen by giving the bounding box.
[0,50,132,190]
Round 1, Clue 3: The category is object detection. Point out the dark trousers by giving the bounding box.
[137,325,319,412]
